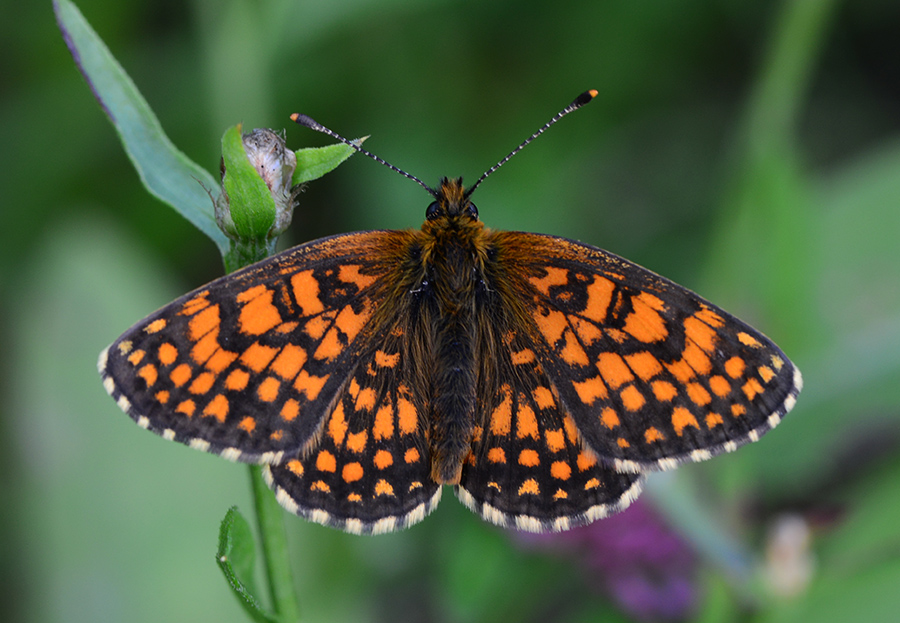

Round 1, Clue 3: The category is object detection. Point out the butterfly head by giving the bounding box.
[425,177,479,222]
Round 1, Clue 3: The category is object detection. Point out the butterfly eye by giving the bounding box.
[466,203,479,219]
[426,201,441,220]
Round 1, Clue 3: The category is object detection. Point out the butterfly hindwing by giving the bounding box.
[491,232,802,472]
[99,231,409,463]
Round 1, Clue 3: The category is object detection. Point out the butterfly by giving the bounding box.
[99,90,802,534]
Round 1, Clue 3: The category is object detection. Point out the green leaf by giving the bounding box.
[293,140,363,185]
[221,124,278,240]
[53,0,229,255]
[217,506,278,623]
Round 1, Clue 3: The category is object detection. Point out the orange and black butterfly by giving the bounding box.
[99,90,801,534]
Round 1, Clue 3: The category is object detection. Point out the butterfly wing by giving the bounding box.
[99,230,415,464]
[490,231,802,473]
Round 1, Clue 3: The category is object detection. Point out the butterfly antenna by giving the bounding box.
[290,112,438,198]
[466,89,598,197]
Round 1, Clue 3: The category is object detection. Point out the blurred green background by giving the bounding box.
[4,0,900,621]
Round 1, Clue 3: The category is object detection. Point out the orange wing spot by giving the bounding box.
[240,343,278,373]
[303,315,330,340]
[532,386,555,409]
[144,318,167,334]
[551,461,572,480]
[225,369,250,391]
[571,317,603,346]
[311,481,330,493]
[286,459,303,476]
[175,399,196,417]
[597,352,634,389]
[529,266,568,295]
[347,493,362,503]
[516,402,539,440]
[581,275,615,322]
[684,315,717,353]
[572,376,608,406]
[137,363,158,387]
[375,350,400,368]
[257,376,281,402]
[738,332,762,348]
[686,382,711,406]
[404,447,420,464]
[179,293,210,316]
[606,328,629,343]
[624,351,663,381]
[158,343,178,366]
[725,356,745,379]
[671,407,699,436]
[518,478,540,496]
[652,380,677,402]
[334,304,371,343]
[127,349,146,366]
[620,385,646,411]
[585,477,600,490]
[314,328,343,361]
[545,429,566,453]
[490,389,513,435]
[742,378,764,401]
[709,375,731,397]
[169,363,193,387]
[533,307,568,346]
[346,431,367,453]
[472,425,483,444]
[706,412,723,428]
[695,306,724,328]
[644,426,664,443]
[617,437,631,448]
[290,270,325,316]
[347,377,361,399]
[270,430,284,441]
[355,387,376,411]
[682,342,712,376]
[563,415,579,443]
[511,348,536,365]
[237,285,282,335]
[487,481,501,491]
[758,365,775,383]
[188,304,220,341]
[665,358,696,383]
[280,399,299,422]
[188,371,215,395]
[519,449,540,467]
[155,390,170,404]
[327,403,347,445]
[118,341,133,355]
[375,479,395,497]
[271,344,307,380]
[293,370,328,400]
[238,416,256,433]
[553,489,569,500]
[397,398,418,435]
[205,348,238,374]
[770,355,784,371]
[374,449,393,469]
[342,462,363,483]
[338,264,377,289]
[560,329,590,366]
[275,321,298,333]
[577,450,597,470]
[731,404,746,417]
[191,332,221,366]
[623,292,667,342]
[600,407,620,429]
[315,450,337,472]
[488,447,506,464]
[372,404,394,441]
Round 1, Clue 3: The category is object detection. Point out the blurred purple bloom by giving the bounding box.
[518,502,697,621]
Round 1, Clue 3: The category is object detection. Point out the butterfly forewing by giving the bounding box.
[493,232,802,472]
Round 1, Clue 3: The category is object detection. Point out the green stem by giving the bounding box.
[249,465,301,623]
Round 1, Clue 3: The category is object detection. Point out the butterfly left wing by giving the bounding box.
[489,231,802,473]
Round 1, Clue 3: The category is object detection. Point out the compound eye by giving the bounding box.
[466,202,478,219]
[426,201,441,220]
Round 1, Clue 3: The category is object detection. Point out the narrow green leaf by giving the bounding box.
[221,124,277,240]
[217,506,278,623]
[53,0,229,255]
[293,140,363,185]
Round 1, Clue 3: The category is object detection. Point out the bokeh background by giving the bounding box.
[4,0,900,621]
